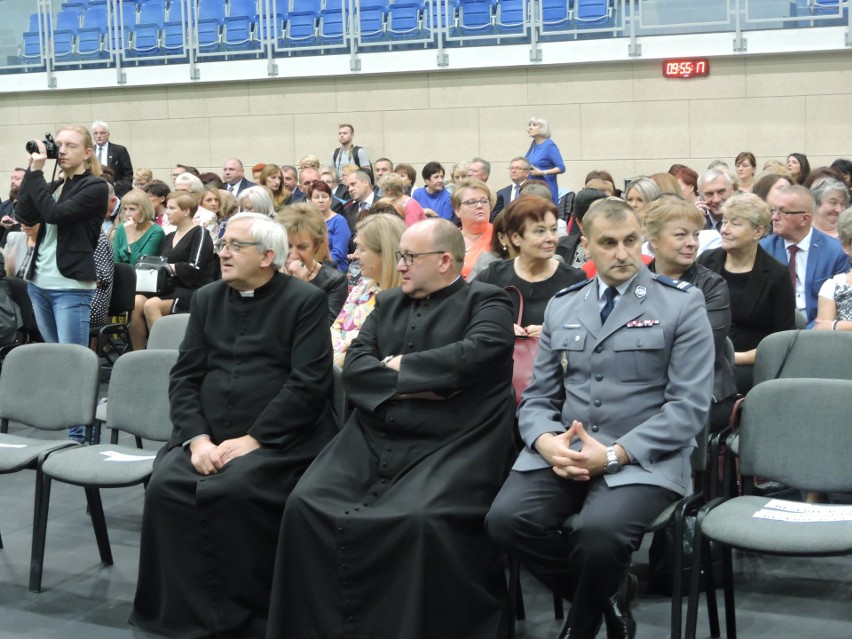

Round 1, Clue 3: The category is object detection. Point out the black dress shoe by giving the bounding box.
[602,572,638,639]
[557,613,603,639]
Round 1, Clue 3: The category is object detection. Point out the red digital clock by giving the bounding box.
[662,58,710,79]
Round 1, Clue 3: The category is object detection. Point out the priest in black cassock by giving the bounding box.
[130,212,336,639]
[267,218,517,639]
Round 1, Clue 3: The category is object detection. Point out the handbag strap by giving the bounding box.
[504,286,524,325]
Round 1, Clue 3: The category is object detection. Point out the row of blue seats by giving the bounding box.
[22,0,619,59]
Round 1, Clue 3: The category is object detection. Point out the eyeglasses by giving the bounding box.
[772,208,807,216]
[395,250,444,266]
[460,198,490,207]
[214,239,263,254]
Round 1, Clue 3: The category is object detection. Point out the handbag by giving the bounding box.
[135,255,174,295]
[505,286,539,406]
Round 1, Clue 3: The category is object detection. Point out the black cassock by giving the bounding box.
[131,273,336,639]
[267,278,517,639]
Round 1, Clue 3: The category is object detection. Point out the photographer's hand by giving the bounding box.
[28,140,48,172]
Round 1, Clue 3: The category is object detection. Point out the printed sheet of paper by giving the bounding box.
[100,450,156,462]
[753,499,852,523]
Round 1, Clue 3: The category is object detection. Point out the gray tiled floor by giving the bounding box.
[1,426,850,639]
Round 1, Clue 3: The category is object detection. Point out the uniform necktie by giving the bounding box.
[787,245,799,290]
[600,287,617,324]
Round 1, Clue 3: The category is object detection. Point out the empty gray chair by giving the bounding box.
[30,349,178,592]
[147,312,191,350]
[0,344,100,575]
[752,329,852,385]
[685,378,852,639]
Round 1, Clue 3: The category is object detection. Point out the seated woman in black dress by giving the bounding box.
[278,204,346,325]
[129,191,215,351]
[476,195,586,336]
[698,193,796,393]
[645,196,737,432]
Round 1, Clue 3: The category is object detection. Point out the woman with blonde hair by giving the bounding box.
[331,213,406,366]
[216,188,237,237]
[133,167,153,189]
[278,204,346,325]
[112,188,165,265]
[260,163,292,211]
[525,115,565,202]
[378,173,425,226]
[446,161,469,195]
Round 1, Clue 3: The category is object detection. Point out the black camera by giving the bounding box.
[25,133,58,159]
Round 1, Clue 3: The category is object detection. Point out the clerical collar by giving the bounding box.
[239,290,255,298]
[423,275,464,301]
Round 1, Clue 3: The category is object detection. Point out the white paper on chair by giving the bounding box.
[0,442,27,448]
[753,499,852,522]
[100,450,156,462]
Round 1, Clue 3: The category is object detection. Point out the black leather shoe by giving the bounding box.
[602,572,638,639]
[557,613,603,639]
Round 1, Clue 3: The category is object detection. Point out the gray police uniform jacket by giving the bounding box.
[514,266,715,497]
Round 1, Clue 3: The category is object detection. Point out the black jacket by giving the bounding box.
[16,169,107,283]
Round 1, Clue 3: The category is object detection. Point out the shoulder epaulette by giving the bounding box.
[652,274,693,292]
[554,278,593,297]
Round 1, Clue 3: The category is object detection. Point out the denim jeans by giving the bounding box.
[27,284,96,443]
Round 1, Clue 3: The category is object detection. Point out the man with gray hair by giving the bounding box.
[492,156,531,218]
[91,120,133,197]
[468,157,492,183]
[697,168,734,231]
[131,212,336,639]
[268,218,517,638]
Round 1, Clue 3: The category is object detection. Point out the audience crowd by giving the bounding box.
[1,117,851,639]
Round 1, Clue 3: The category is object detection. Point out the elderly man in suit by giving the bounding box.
[92,121,133,197]
[491,156,530,220]
[486,198,714,639]
[760,184,849,327]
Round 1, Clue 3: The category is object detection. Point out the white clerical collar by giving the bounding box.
[238,290,255,297]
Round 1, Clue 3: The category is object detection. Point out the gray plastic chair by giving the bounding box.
[0,344,100,578]
[685,379,852,639]
[147,312,191,350]
[30,349,178,593]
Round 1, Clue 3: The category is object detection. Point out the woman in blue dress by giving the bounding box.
[524,116,565,203]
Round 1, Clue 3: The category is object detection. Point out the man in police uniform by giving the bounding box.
[486,198,714,639]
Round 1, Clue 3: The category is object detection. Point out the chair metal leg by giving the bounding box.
[29,470,52,593]
[135,436,144,449]
[670,505,685,639]
[702,535,721,638]
[110,427,119,445]
[508,557,525,621]
[84,486,113,566]
[552,590,564,619]
[721,546,736,639]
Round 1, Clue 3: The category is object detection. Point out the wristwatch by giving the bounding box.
[605,446,622,474]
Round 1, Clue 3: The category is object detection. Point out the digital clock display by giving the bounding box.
[662,58,710,79]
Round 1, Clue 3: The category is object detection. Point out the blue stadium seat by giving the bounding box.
[22,14,48,60]
[284,0,320,46]
[163,0,191,55]
[258,8,286,42]
[319,0,348,44]
[224,0,259,48]
[387,1,427,39]
[574,0,613,28]
[130,0,166,56]
[496,0,527,33]
[457,0,494,35]
[53,8,82,59]
[197,0,225,51]
[357,0,389,41]
[541,0,571,31]
[76,5,108,57]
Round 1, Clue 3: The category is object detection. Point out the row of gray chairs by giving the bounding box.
[686,330,852,638]
[0,312,189,592]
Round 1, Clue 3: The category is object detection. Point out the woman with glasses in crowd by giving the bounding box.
[331,213,406,366]
[699,193,796,393]
[279,204,346,325]
[452,179,495,280]
[129,191,215,351]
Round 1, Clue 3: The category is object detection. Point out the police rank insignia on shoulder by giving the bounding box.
[652,274,693,291]
[555,278,593,297]
[626,319,660,328]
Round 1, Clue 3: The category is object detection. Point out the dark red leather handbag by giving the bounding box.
[505,286,539,406]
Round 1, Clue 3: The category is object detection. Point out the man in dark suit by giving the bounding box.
[697,168,734,231]
[92,121,133,197]
[760,184,850,326]
[487,199,714,639]
[290,167,320,204]
[222,158,255,199]
[491,156,530,220]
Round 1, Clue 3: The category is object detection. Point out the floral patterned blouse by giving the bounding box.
[331,278,381,367]
[818,272,852,321]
